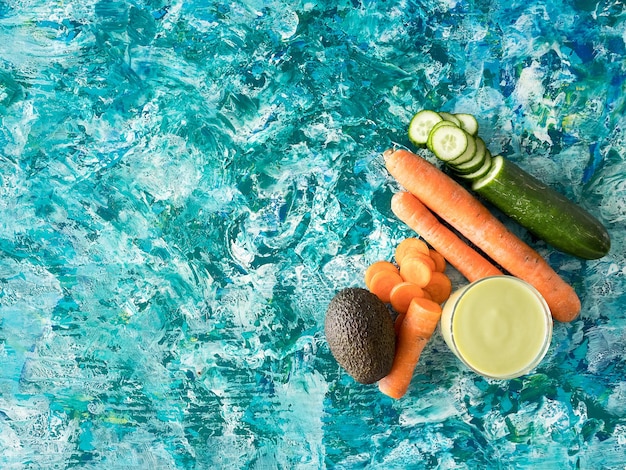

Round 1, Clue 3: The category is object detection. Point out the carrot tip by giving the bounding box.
[377,379,406,400]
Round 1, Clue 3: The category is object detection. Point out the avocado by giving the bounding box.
[324,287,396,384]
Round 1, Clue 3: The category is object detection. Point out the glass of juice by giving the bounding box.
[440,275,553,380]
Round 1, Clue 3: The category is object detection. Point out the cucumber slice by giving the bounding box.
[429,119,459,133]
[408,110,443,146]
[455,151,492,180]
[446,131,477,166]
[454,113,479,136]
[428,125,468,162]
[472,155,611,259]
[453,137,486,173]
[439,112,462,127]
[426,120,458,151]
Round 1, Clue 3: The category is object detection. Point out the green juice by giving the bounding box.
[440,276,553,379]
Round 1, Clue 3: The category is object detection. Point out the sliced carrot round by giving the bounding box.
[369,270,403,303]
[389,282,425,315]
[399,255,433,288]
[395,238,429,265]
[428,248,447,273]
[364,261,398,290]
[423,271,453,304]
[410,252,437,272]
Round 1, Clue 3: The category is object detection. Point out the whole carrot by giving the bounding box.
[378,297,442,399]
[391,191,502,282]
[385,149,581,322]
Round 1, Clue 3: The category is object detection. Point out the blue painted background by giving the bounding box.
[1,0,625,468]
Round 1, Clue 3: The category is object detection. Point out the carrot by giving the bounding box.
[423,271,453,304]
[395,237,429,265]
[369,269,403,303]
[399,255,433,288]
[392,295,436,333]
[391,191,502,282]
[384,148,581,322]
[378,297,442,399]
[365,261,398,290]
[428,249,446,273]
[389,281,425,314]
[394,311,406,334]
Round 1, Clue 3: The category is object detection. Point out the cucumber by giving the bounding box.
[446,131,477,166]
[454,113,479,136]
[429,119,458,133]
[428,125,468,162]
[426,120,458,151]
[439,111,462,127]
[408,110,443,146]
[453,137,487,173]
[472,155,611,259]
[455,150,492,180]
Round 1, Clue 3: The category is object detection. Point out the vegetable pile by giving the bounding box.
[325,237,451,399]
[324,110,611,399]
[385,149,581,323]
[409,109,611,259]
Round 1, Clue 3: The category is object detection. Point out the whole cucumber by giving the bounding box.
[472,155,610,260]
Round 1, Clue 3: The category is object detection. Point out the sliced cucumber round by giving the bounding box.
[428,125,468,162]
[426,120,458,150]
[446,131,477,166]
[429,119,459,133]
[408,110,443,146]
[455,150,492,180]
[454,113,479,136]
[439,112,462,127]
[453,137,487,174]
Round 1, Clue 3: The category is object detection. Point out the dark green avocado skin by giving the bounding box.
[324,288,396,384]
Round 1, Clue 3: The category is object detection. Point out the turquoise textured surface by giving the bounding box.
[1,0,625,468]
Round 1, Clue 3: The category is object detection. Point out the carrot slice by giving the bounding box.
[395,237,428,264]
[395,238,429,265]
[428,249,446,273]
[409,251,437,272]
[389,282,425,315]
[364,261,398,290]
[423,271,453,304]
[385,149,581,322]
[378,297,443,399]
[399,255,432,288]
[369,270,403,303]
